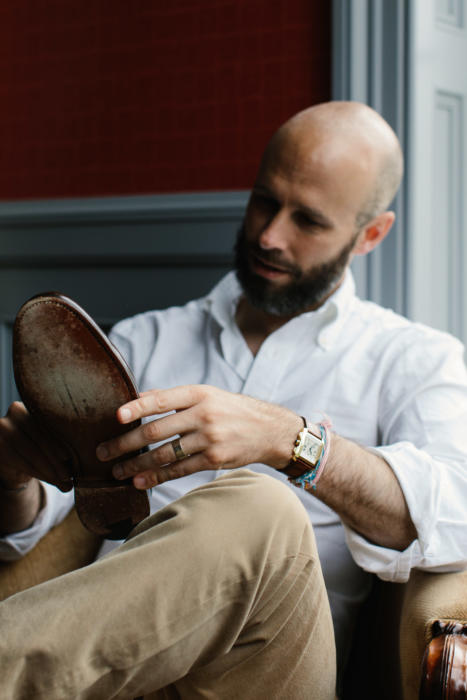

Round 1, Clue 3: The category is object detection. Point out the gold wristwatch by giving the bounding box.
[280,420,325,478]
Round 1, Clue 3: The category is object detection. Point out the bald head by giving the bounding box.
[262,101,403,230]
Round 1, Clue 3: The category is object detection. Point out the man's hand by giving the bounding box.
[97,385,303,489]
[0,401,73,492]
[0,401,73,535]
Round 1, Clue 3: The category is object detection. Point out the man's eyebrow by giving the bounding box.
[252,184,333,229]
[297,204,333,229]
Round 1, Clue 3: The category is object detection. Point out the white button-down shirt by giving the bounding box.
[2,270,467,672]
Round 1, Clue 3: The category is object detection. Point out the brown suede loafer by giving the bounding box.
[13,293,150,540]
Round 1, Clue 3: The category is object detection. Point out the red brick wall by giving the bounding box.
[0,1,331,200]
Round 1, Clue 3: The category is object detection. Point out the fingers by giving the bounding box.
[98,385,219,462]
[112,431,206,481]
[7,403,70,466]
[122,451,218,489]
[117,386,203,424]
[97,408,197,462]
[1,405,54,480]
[104,384,299,489]
[0,402,73,491]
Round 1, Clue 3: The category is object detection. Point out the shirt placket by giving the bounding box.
[240,322,315,401]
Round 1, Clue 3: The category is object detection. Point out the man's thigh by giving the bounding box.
[0,469,336,699]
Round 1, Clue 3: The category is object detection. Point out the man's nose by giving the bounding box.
[258,212,290,250]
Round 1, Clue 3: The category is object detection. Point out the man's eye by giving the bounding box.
[294,212,316,228]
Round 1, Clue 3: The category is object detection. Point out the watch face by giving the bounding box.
[297,431,323,466]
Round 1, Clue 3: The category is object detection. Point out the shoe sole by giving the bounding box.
[13,293,150,540]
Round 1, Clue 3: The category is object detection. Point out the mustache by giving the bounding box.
[246,242,302,278]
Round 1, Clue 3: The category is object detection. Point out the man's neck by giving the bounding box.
[234,275,346,356]
[235,298,293,356]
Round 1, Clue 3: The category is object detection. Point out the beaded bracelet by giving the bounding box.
[289,418,332,490]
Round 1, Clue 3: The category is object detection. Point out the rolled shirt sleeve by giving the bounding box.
[343,330,467,582]
[344,444,467,582]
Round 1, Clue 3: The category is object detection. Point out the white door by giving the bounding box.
[407,0,467,342]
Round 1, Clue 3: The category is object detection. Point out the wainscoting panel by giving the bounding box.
[436,0,464,28]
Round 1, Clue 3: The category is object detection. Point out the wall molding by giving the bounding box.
[0,191,250,222]
[0,191,249,266]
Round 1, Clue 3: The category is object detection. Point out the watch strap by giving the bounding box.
[290,420,332,490]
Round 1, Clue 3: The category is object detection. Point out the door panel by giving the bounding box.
[407,0,467,341]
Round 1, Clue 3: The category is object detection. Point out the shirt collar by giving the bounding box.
[313,269,356,350]
[203,271,243,330]
[203,268,356,350]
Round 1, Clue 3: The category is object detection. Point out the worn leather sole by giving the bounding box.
[13,293,149,539]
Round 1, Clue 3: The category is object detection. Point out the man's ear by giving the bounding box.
[353,211,395,256]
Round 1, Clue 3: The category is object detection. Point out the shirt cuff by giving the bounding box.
[342,524,421,582]
[0,482,74,562]
[342,442,467,581]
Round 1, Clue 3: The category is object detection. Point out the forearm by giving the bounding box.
[0,479,43,535]
[306,432,417,551]
[100,385,414,552]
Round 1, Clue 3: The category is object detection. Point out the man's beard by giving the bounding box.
[234,224,358,316]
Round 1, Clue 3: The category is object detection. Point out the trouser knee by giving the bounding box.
[126,469,318,583]
[189,469,317,569]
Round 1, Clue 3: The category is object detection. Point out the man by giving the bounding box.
[1,101,466,699]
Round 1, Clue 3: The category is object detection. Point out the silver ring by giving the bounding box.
[171,438,187,461]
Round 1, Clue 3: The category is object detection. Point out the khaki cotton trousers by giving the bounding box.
[0,470,336,699]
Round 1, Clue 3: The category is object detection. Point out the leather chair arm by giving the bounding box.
[399,569,467,700]
[419,620,467,699]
